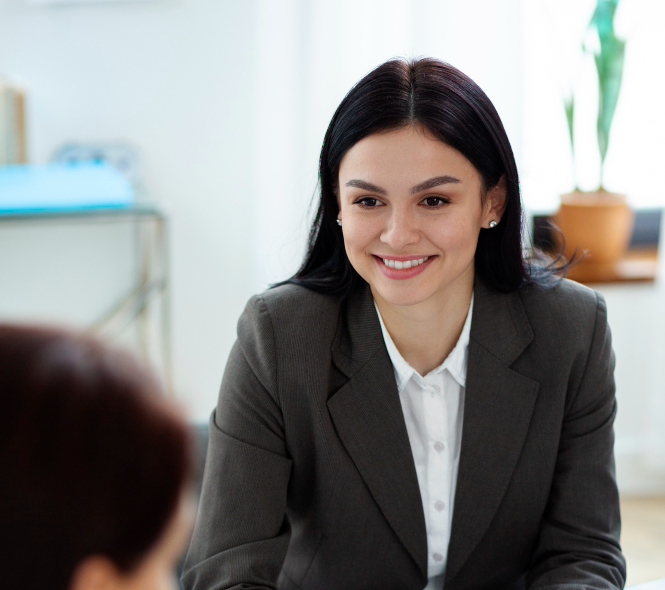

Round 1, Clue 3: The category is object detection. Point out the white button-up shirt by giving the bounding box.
[375,298,473,590]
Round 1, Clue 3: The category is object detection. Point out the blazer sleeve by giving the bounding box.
[526,291,627,589]
[181,295,292,590]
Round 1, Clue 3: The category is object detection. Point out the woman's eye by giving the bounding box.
[421,196,449,207]
[354,197,382,207]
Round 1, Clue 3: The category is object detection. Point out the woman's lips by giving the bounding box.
[373,255,435,280]
[380,256,429,270]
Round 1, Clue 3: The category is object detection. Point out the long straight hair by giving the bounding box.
[284,58,559,297]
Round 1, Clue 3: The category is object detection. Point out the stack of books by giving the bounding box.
[0,78,27,165]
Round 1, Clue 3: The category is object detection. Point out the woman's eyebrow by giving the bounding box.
[345,179,388,195]
[345,175,461,195]
[410,175,461,194]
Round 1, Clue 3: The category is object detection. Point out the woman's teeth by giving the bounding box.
[382,256,429,269]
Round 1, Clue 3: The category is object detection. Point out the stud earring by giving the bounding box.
[336,219,342,227]
[489,220,497,228]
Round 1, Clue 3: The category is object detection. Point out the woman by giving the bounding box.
[183,58,626,589]
[0,325,193,590]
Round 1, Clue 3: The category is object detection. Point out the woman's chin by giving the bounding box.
[369,283,438,310]
[367,266,475,311]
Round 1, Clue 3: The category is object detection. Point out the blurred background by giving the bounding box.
[1,0,664,583]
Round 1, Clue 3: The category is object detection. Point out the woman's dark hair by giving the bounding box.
[286,57,559,296]
[0,324,193,590]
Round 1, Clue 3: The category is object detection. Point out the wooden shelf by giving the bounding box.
[561,248,658,285]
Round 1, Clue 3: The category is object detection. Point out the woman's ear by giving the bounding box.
[69,555,119,590]
[483,175,507,227]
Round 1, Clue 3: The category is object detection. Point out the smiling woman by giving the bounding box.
[183,58,626,590]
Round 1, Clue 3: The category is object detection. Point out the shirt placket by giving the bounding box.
[421,371,450,576]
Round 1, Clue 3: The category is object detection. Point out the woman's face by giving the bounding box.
[337,124,505,311]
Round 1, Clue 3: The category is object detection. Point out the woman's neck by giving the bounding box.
[373,280,474,376]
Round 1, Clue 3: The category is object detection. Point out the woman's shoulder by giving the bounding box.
[248,282,341,322]
[232,284,343,392]
[517,277,606,337]
[238,283,342,347]
[520,276,600,308]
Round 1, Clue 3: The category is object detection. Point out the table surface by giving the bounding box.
[628,579,665,590]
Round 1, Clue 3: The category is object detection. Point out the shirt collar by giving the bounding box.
[374,295,474,392]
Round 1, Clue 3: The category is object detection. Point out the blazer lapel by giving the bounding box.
[328,285,428,578]
[445,278,540,585]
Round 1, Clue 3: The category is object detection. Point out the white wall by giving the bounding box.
[599,236,665,495]
[0,0,259,421]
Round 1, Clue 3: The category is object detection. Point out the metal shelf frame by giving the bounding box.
[0,204,172,389]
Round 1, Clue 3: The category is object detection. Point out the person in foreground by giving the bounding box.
[183,58,626,589]
[0,325,194,590]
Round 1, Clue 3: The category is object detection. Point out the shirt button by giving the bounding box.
[431,384,441,392]
[434,500,445,512]
[432,552,444,562]
[433,441,445,453]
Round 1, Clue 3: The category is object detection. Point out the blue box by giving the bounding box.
[0,162,134,213]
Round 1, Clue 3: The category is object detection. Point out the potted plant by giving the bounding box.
[555,0,634,266]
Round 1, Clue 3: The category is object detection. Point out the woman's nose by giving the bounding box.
[380,209,421,250]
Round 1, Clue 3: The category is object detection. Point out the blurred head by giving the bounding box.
[0,325,193,590]
[291,57,530,296]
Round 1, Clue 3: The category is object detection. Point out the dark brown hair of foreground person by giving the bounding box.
[0,324,192,590]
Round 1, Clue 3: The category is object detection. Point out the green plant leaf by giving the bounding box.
[595,38,625,166]
[564,94,575,155]
[587,0,625,185]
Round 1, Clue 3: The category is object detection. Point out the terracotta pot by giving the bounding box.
[554,190,634,264]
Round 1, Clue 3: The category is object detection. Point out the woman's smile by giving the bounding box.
[373,254,435,280]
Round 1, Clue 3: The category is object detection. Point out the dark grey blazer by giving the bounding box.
[182,277,626,590]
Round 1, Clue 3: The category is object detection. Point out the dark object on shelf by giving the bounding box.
[630,208,663,247]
